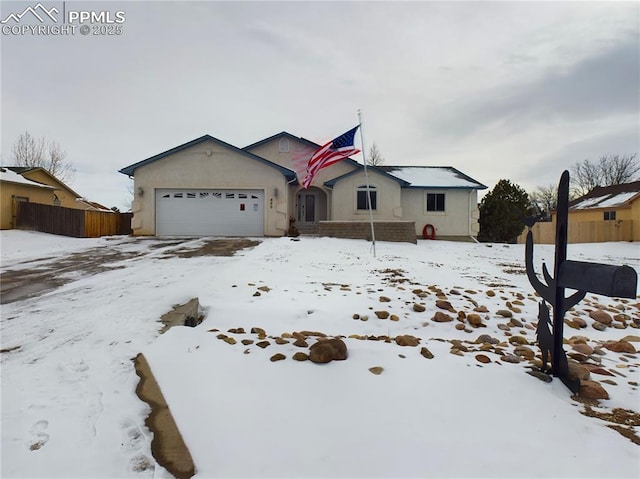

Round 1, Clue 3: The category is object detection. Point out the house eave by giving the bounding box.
[119,134,297,181]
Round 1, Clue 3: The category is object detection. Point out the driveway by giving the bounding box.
[0,237,260,304]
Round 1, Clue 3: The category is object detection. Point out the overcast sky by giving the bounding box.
[2,0,638,210]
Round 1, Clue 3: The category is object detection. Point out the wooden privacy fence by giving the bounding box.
[517,220,633,244]
[16,202,132,237]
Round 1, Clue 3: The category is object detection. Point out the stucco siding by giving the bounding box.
[401,188,478,238]
[130,140,289,236]
[19,170,82,209]
[331,171,402,221]
[1,183,55,229]
[246,139,315,171]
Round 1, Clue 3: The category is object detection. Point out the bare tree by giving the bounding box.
[12,131,76,183]
[529,184,557,216]
[570,154,639,197]
[367,142,385,167]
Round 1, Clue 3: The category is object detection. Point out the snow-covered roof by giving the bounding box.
[571,191,638,210]
[569,181,640,210]
[381,166,487,189]
[0,167,54,189]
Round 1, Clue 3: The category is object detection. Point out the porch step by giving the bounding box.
[297,224,319,235]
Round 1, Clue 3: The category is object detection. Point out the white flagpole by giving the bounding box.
[357,109,376,258]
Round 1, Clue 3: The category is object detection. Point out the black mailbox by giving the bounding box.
[558,261,638,299]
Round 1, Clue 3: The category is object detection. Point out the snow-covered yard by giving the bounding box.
[1,231,639,478]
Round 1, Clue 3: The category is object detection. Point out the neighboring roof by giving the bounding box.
[380,166,488,190]
[569,181,640,210]
[119,134,297,181]
[324,165,411,188]
[6,166,83,198]
[0,167,55,189]
[242,131,362,169]
[78,200,113,212]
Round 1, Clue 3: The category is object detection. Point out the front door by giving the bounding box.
[297,192,316,224]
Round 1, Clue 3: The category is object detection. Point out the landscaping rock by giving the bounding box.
[369,366,384,375]
[579,380,609,400]
[375,311,390,319]
[420,347,434,359]
[436,300,456,312]
[413,303,426,312]
[270,353,286,362]
[571,343,594,355]
[251,327,266,337]
[309,338,348,363]
[379,296,391,303]
[467,314,483,327]
[432,311,454,323]
[509,318,523,328]
[592,321,608,331]
[500,353,521,364]
[567,362,590,381]
[475,354,491,364]
[396,335,420,347]
[527,370,552,382]
[589,310,613,326]
[603,340,636,354]
[390,314,400,322]
[292,352,309,361]
[496,310,513,318]
[620,335,640,342]
[256,341,270,349]
[508,335,529,345]
[476,334,499,345]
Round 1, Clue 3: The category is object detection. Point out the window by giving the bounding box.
[604,211,616,221]
[279,138,290,153]
[427,193,445,212]
[357,185,377,210]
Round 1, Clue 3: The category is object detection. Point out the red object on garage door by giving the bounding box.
[422,224,436,240]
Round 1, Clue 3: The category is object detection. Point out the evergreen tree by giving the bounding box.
[478,179,531,243]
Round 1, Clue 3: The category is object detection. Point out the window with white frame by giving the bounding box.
[357,185,377,210]
[426,192,445,212]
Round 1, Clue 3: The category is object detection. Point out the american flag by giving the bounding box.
[302,126,360,189]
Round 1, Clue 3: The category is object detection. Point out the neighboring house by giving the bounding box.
[519,180,640,244]
[567,181,640,241]
[0,167,56,229]
[118,132,487,239]
[0,166,103,229]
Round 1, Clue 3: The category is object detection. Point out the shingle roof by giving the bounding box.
[379,166,487,189]
[569,181,640,210]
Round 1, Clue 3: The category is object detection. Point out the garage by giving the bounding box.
[155,189,264,236]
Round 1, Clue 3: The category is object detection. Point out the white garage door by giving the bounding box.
[156,189,264,236]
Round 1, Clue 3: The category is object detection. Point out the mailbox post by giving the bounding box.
[524,171,637,394]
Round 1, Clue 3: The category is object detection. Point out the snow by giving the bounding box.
[384,166,485,189]
[1,231,639,478]
[571,192,638,210]
[0,168,54,189]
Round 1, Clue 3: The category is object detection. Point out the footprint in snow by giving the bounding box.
[28,419,49,451]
